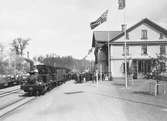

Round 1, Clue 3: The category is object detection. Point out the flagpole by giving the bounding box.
[108,31,110,80]
[124,25,128,88]
[123,4,128,88]
[90,9,108,85]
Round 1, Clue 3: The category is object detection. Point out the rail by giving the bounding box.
[0,89,20,98]
[0,97,36,119]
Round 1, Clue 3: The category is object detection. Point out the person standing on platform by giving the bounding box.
[95,69,99,87]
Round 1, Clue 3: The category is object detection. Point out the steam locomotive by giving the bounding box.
[20,64,70,96]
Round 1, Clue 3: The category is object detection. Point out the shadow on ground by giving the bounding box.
[112,83,125,87]
[64,91,84,95]
[132,91,154,96]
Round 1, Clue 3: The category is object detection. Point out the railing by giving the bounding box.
[150,75,167,96]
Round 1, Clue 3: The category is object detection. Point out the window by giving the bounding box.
[160,45,166,55]
[141,45,147,55]
[141,29,147,39]
[122,45,129,56]
[160,33,164,39]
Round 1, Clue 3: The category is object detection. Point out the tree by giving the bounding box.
[0,43,4,54]
[150,54,167,80]
[0,43,6,74]
[11,38,30,56]
[9,38,31,74]
[35,54,94,73]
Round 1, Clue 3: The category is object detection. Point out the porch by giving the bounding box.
[131,59,155,79]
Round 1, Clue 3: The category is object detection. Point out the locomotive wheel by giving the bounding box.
[36,90,40,96]
[41,91,45,95]
[28,92,33,96]
[41,87,46,95]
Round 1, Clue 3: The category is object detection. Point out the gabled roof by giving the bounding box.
[92,18,167,47]
[111,18,167,42]
[92,31,121,47]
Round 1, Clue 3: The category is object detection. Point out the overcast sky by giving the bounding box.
[0,0,167,60]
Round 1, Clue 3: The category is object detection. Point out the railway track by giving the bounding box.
[0,97,36,120]
[0,97,26,110]
[0,89,21,98]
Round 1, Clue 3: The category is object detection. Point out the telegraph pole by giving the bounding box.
[123,8,128,88]
[124,24,128,88]
[108,32,110,80]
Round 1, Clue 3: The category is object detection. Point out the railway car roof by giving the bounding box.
[36,64,71,73]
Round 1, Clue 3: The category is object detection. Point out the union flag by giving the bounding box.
[90,10,108,30]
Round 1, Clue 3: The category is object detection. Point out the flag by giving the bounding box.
[83,48,93,59]
[90,10,108,30]
[92,33,96,47]
[88,48,93,55]
[118,0,125,9]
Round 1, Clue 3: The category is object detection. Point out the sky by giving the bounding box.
[0,0,167,60]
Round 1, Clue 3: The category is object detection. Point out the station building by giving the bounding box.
[92,18,167,79]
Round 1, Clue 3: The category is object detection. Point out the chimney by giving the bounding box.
[121,24,127,32]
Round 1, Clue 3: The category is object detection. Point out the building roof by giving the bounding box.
[111,18,167,42]
[92,31,121,47]
[92,18,167,47]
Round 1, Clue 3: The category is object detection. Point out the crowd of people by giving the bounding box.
[70,71,109,84]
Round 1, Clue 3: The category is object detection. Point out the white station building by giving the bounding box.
[92,18,167,79]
